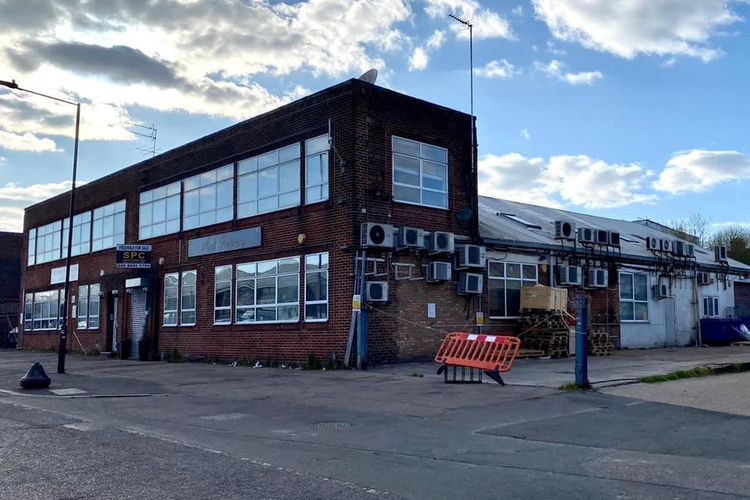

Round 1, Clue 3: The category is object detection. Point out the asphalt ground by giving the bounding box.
[2,349,750,499]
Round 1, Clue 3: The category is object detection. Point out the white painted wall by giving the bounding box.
[697,274,736,318]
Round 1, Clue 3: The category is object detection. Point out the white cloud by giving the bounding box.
[0,130,60,152]
[532,0,743,62]
[424,0,515,40]
[512,6,523,17]
[654,150,750,194]
[409,47,429,71]
[474,59,519,79]
[479,152,657,209]
[534,60,603,85]
[426,30,446,50]
[0,180,76,231]
[520,128,530,140]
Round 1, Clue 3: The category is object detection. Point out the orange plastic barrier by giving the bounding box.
[435,332,521,384]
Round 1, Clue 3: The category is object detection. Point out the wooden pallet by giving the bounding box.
[517,349,546,359]
[730,341,750,346]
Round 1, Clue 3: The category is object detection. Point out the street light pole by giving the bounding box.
[0,79,80,374]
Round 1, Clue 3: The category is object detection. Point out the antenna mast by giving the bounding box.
[125,121,158,158]
[448,14,475,180]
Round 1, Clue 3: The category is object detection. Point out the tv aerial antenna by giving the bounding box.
[449,14,475,178]
[125,121,158,158]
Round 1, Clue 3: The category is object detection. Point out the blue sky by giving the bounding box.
[0,0,748,235]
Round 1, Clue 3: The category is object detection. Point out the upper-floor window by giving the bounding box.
[488,262,538,318]
[305,135,329,205]
[237,143,300,218]
[69,212,92,256]
[92,200,126,252]
[27,229,36,266]
[392,136,448,209]
[183,165,233,231]
[140,181,181,240]
[36,220,62,264]
[620,272,649,321]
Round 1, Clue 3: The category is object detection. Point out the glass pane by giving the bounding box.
[215,309,231,323]
[256,307,276,322]
[258,167,278,197]
[522,265,537,280]
[506,280,522,317]
[200,184,216,210]
[278,190,299,208]
[258,261,276,276]
[237,280,255,306]
[620,274,633,300]
[422,161,447,190]
[277,305,298,321]
[184,175,200,191]
[215,266,231,282]
[152,198,166,223]
[489,280,506,317]
[305,135,328,155]
[256,278,276,304]
[258,196,277,213]
[166,195,180,220]
[217,164,233,181]
[307,155,322,186]
[217,179,233,208]
[393,136,420,156]
[279,143,300,162]
[634,302,649,321]
[237,263,256,278]
[506,264,521,279]
[199,170,216,187]
[237,307,255,323]
[278,275,298,303]
[258,150,278,169]
[393,185,419,203]
[422,191,447,208]
[184,189,199,216]
[238,157,257,175]
[215,282,231,308]
[278,257,299,274]
[488,262,504,277]
[181,310,196,325]
[621,302,634,321]
[280,161,300,190]
[306,303,327,320]
[238,173,257,203]
[634,274,648,301]
[393,155,420,186]
[421,143,448,163]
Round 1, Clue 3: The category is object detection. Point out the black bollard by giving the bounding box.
[20,362,51,390]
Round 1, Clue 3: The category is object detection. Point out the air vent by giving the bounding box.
[608,232,621,246]
[456,245,486,268]
[646,236,659,250]
[428,262,452,281]
[365,281,389,302]
[429,231,455,253]
[457,272,483,294]
[652,283,669,300]
[555,220,576,240]
[660,239,673,253]
[397,226,424,248]
[361,223,394,248]
[587,268,608,288]
[595,230,609,245]
[578,227,595,243]
[714,246,728,262]
[559,265,583,285]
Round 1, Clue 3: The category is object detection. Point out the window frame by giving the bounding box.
[162,273,179,327]
[391,136,449,210]
[214,265,233,325]
[182,165,234,231]
[304,252,329,322]
[304,135,329,205]
[139,181,182,240]
[30,289,61,331]
[234,256,300,325]
[180,271,197,326]
[488,261,539,319]
[619,271,650,322]
[91,200,126,252]
[702,296,720,318]
[237,143,301,219]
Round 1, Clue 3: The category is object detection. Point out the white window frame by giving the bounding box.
[92,200,126,252]
[702,296,720,318]
[23,292,33,330]
[31,290,61,330]
[69,211,92,257]
[305,135,329,205]
[214,265,232,325]
[27,229,36,266]
[180,271,197,326]
[35,220,63,264]
[234,257,300,324]
[182,165,234,231]
[304,252,329,322]
[139,181,181,240]
[391,136,449,209]
[77,284,100,330]
[488,262,538,319]
[619,272,650,322]
[163,273,179,327]
[237,143,301,219]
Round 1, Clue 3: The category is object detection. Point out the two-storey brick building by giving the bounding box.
[19,78,480,363]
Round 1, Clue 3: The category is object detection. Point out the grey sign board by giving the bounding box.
[188,227,262,258]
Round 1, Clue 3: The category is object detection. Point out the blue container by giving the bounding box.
[700,318,750,344]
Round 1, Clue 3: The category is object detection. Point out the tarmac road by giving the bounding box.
[2,350,750,499]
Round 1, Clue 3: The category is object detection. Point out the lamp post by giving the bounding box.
[0,79,80,374]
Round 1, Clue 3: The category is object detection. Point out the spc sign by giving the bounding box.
[116,244,152,269]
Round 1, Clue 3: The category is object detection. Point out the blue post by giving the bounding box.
[575,295,589,388]
[357,307,368,370]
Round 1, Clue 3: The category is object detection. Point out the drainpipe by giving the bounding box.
[549,251,555,287]
[693,273,702,346]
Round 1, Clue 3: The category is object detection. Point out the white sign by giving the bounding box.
[427,303,436,319]
[51,264,79,285]
[116,244,152,252]
[352,294,362,311]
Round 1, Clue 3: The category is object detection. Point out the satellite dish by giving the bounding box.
[359,68,378,85]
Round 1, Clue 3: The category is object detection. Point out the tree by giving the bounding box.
[666,213,712,246]
[710,226,750,265]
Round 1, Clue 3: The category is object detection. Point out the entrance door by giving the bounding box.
[130,289,147,360]
[112,296,120,353]
[664,298,677,347]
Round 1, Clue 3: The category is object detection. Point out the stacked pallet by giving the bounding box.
[588,327,615,356]
[519,311,570,358]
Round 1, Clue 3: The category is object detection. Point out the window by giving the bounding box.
[305,135,329,204]
[23,293,33,330]
[488,262,538,318]
[392,136,448,209]
[163,273,179,326]
[181,271,196,325]
[77,284,100,329]
[305,253,328,321]
[620,272,649,321]
[237,143,300,218]
[140,181,181,239]
[703,297,720,318]
[31,290,61,330]
[36,220,62,264]
[183,165,233,230]
[69,212,92,256]
[92,200,126,252]
[27,229,36,266]
[214,266,232,324]
[235,257,300,323]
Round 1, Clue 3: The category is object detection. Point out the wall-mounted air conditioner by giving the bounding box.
[456,245,486,268]
[427,262,452,281]
[361,223,395,248]
[578,227,595,243]
[595,229,609,245]
[660,239,673,254]
[397,226,424,248]
[587,268,608,288]
[457,272,483,294]
[555,220,576,240]
[646,236,659,250]
[429,231,455,253]
[559,265,583,286]
[365,281,389,302]
[652,283,669,300]
[697,272,711,286]
[608,232,621,246]
[715,246,728,262]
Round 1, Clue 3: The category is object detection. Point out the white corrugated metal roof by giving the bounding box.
[478,196,750,272]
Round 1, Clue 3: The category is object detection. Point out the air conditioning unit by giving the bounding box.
[427,262,452,281]
[697,272,711,286]
[457,272,483,294]
[365,281,389,302]
[608,231,621,246]
[673,240,686,256]
[587,268,608,288]
[646,236,659,250]
[429,231,455,253]
[660,239,673,254]
[715,246,728,262]
[595,229,609,245]
[456,245,486,268]
[559,265,583,286]
[652,283,669,300]
[578,227,595,243]
[555,220,576,240]
[361,223,395,248]
[397,226,424,248]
